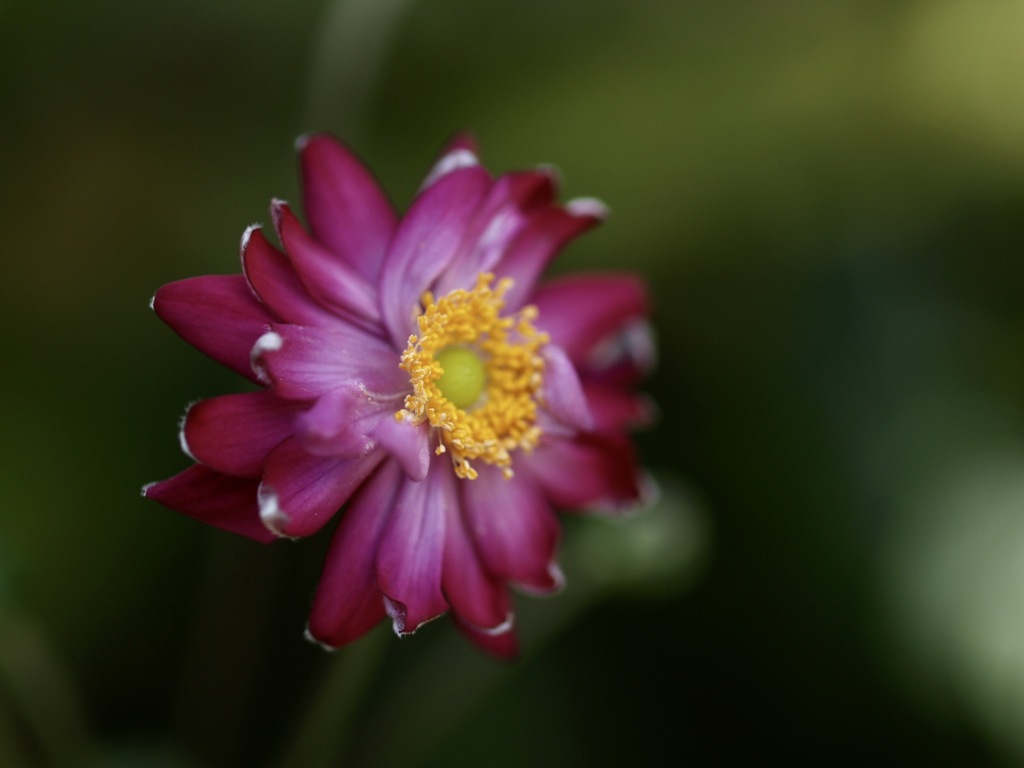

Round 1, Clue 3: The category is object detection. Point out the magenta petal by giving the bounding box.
[258,437,382,538]
[375,464,452,633]
[241,225,342,328]
[433,169,559,296]
[272,201,380,327]
[253,323,406,401]
[540,345,593,432]
[144,465,274,543]
[298,133,397,282]
[152,275,272,382]
[294,383,392,458]
[460,466,562,593]
[497,202,606,310]
[379,165,491,345]
[307,460,403,647]
[371,415,430,482]
[532,274,648,364]
[182,392,301,478]
[584,382,656,433]
[523,433,645,513]
[443,498,511,632]
[455,617,519,659]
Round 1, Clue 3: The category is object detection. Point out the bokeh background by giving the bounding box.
[3,0,1024,765]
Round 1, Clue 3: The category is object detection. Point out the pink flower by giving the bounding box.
[144,134,653,657]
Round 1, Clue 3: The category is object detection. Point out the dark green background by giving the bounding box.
[3,0,1024,765]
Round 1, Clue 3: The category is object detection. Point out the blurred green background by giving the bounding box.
[3,0,1024,765]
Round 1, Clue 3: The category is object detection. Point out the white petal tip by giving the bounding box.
[420,148,479,191]
[294,133,314,153]
[257,484,292,538]
[536,163,563,189]
[303,625,337,651]
[177,401,198,462]
[239,223,261,256]
[250,331,283,384]
[140,481,156,498]
[566,197,609,220]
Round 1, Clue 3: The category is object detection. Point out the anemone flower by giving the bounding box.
[144,134,653,657]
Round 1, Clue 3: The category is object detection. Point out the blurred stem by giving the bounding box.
[276,627,389,768]
[0,614,96,767]
[302,0,417,140]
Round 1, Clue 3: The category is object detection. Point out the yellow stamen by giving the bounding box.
[397,273,548,480]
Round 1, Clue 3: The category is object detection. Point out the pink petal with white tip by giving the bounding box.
[152,275,272,382]
[442,498,511,633]
[375,463,452,633]
[143,465,274,543]
[306,460,403,648]
[258,437,382,538]
[241,225,342,328]
[272,201,380,327]
[182,391,301,478]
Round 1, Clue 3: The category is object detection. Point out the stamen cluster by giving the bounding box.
[397,273,548,479]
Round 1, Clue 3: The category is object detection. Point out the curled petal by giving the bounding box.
[532,274,648,364]
[371,415,431,482]
[375,462,452,633]
[182,392,301,477]
[307,460,404,647]
[540,345,593,432]
[460,465,563,594]
[152,275,272,382]
[241,225,342,328]
[294,383,394,458]
[272,201,380,327]
[258,437,382,538]
[143,465,274,543]
[379,165,491,345]
[253,323,406,401]
[298,133,397,281]
[434,169,560,295]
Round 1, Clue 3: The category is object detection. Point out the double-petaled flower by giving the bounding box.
[144,134,653,656]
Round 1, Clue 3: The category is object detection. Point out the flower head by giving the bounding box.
[144,134,654,657]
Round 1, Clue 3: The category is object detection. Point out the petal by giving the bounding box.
[583,382,657,433]
[371,415,430,482]
[152,275,272,382]
[258,437,382,538]
[181,392,302,478]
[143,465,274,543]
[271,201,381,327]
[540,345,593,432]
[532,274,649,364]
[375,461,452,633]
[522,433,646,513]
[252,323,406,401]
[433,169,560,295]
[379,164,491,345]
[459,465,563,594]
[298,133,397,282]
[294,383,393,458]
[241,225,342,328]
[454,617,519,660]
[306,460,404,648]
[497,201,606,310]
[442,498,511,632]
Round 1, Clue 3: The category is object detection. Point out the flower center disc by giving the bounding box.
[435,347,486,410]
[397,273,548,480]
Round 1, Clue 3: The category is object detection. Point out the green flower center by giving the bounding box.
[435,346,486,410]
